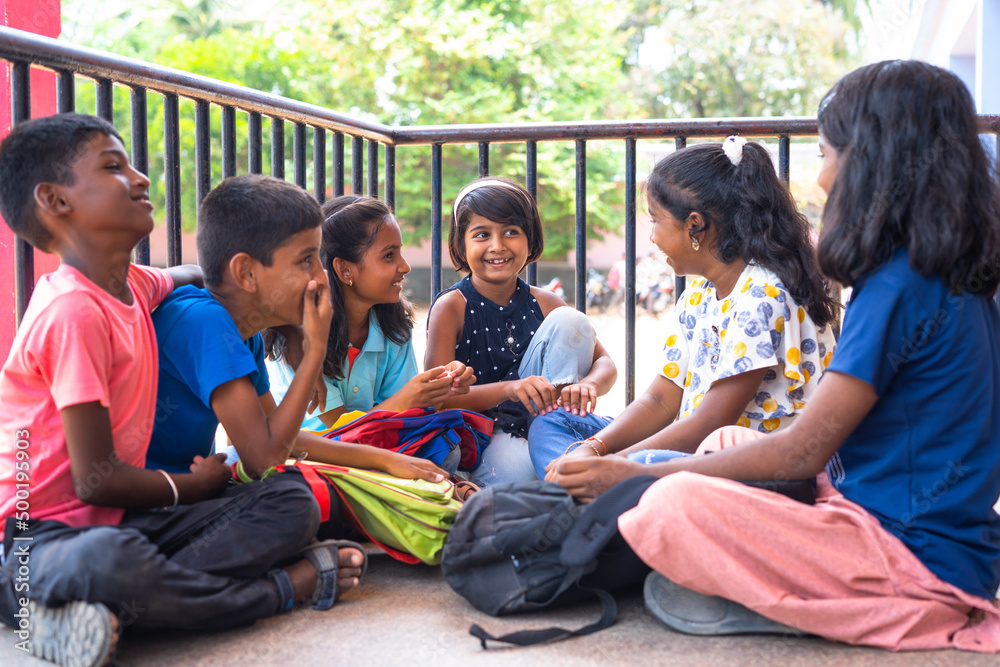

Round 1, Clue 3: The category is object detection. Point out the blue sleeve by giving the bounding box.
[374,339,419,404]
[247,334,270,397]
[157,289,260,407]
[827,275,913,396]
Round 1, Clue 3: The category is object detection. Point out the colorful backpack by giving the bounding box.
[315,407,493,472]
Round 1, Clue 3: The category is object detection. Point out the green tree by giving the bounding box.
[621,0,859,118]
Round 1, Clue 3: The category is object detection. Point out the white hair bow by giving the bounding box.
[722,136,748,166]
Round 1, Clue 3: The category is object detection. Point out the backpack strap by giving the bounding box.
[281,462,333,523]
[469,586,616,648]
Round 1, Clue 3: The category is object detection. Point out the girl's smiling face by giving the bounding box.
[817,134,840,195]
[648,195,696,275]
[463,214,529,287]
[348,217,410,305]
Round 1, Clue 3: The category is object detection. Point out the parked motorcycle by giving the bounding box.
[540,276,565,300]
[585,268,613,313]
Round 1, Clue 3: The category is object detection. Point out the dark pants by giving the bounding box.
[1,472,320,631]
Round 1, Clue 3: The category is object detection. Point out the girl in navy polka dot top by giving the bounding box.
[425,177,617,486]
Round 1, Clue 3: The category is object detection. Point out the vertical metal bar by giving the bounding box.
[525,140,538,286]
[333,132,345,197]
[351,136,364,194]
[431,144,443,300]
[478,142,489,177]
[131,87,150,265]
[248,112,262,174]
[222,107,237,179]
[778,134,790,184]
[12,62,33,324]
[293,122,306,189]
[271,117,285,179]
[674,136,687,299]
[574,139,586,312]
[163,94,182,267]
[95,78,113,120]
[384,144,396,212]
[57,70,74,113]
[313,128,326,203]
[195,100,211,211]
[367,140,379,198]
[625,138,637,405]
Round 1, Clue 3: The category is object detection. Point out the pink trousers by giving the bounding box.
[618,426,1000,652]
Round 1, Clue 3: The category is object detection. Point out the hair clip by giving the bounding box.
[722,136,748,166]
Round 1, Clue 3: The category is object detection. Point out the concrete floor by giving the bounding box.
[2,548,995,667]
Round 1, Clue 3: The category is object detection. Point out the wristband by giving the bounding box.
[157,469,179,508]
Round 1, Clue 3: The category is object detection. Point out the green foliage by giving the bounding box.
[61,0,858,257]
[621,0,859,118]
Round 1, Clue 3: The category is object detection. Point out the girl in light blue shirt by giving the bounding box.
[265,196,474,431]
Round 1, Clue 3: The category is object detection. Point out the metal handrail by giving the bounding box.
[0,27,394,142]
[3,25,999,403]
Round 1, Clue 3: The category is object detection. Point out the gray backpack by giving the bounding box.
[440,479,656,647]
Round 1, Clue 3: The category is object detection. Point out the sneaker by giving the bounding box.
[25,600,116,667]
[643,572,804,636]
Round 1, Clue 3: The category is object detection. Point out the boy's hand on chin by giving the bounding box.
[301,275,333,359]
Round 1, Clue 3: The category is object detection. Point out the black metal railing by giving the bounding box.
[3,26,999,403]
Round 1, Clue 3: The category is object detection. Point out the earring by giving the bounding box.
[348,279,354,287]
[691,237,700,251]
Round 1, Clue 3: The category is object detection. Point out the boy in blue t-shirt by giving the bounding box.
[148,174,447,479]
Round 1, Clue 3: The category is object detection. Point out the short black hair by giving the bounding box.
[0,113,123,250]
[197,174,323,287]
[817,60,1000,295]
[449,176,544,272]
[647,142,839,327]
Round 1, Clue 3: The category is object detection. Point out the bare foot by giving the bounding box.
[285,546,365,602]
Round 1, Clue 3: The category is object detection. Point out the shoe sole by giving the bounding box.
[27,600,116,667]
[643,572,803,636]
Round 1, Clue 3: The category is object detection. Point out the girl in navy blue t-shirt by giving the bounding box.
[558,61,1000,652]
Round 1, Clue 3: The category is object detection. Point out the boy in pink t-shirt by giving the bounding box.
[0,115,362,667]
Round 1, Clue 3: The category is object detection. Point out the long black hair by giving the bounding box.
[817,60,1000,295]
[647,141,839,327]
[265,195,414,381]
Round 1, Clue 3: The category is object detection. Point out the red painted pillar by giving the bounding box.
[0,1,61,360]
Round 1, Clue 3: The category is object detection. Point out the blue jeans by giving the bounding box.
[626,449,691,464]
[471,306,601,485]
[518,306,597,387]
[528,413,690,477]
[0,473,319,631]
[527,409,614,479]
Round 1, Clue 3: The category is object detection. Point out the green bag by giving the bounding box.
[235,460,463,565]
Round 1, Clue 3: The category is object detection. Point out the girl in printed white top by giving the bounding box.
[540,137,839,486]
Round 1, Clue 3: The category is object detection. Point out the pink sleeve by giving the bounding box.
[128,264,174,310]
[31,294,113,410]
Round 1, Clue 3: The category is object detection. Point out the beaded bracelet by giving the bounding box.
[565,439,605,457]
[587,436,608,455]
